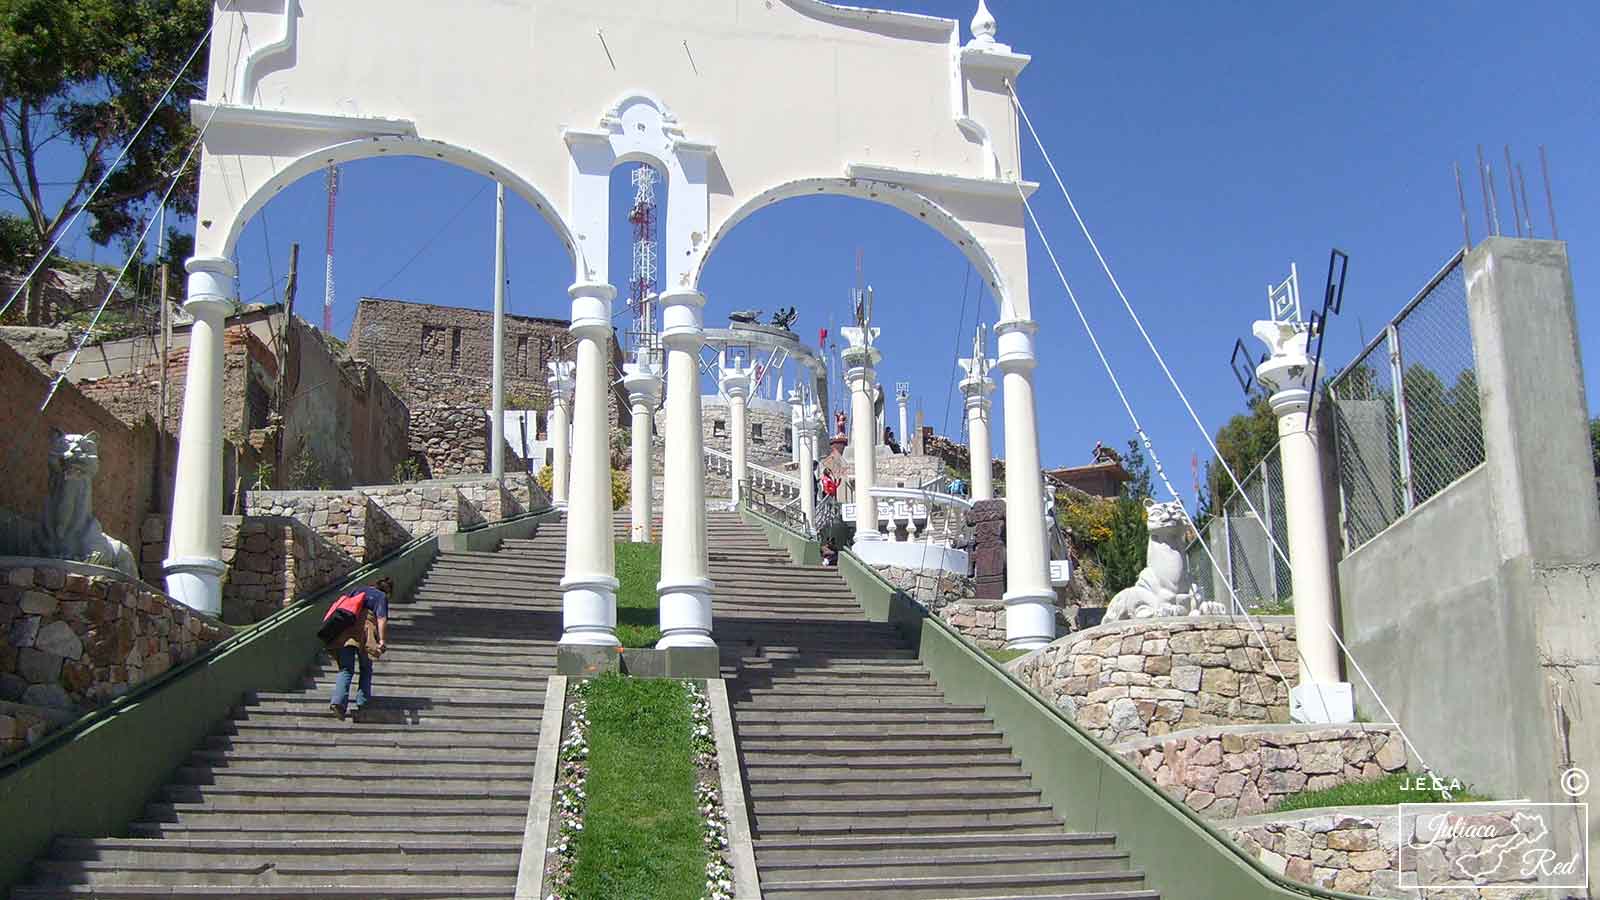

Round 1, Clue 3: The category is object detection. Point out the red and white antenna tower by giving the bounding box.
[627,166,658,362]
[323,165,340,333]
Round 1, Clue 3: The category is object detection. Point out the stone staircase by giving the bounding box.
[10,526,568,899]
[663,510,1161,900]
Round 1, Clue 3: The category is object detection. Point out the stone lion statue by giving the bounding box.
[1103,498,1224,622]
[0,429,137,576]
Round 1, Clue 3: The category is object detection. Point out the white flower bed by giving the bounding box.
[687,680,735,900]
[544,679,590,900]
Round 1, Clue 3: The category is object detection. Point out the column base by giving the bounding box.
[164,556,226,616]
[559,575,620,646]
[656,577,716,648]
[1002,588,1057,651]
[1290,681,1355,724]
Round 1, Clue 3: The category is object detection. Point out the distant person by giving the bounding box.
[950,477,968,498]
[883,425,902,455]
[326,577,392,720]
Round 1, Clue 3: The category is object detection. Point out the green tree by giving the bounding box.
[1195,392,1279,529]
[1100,495,1147,594]
[0,0,210,324]
[1591,417,1600,476]
[1122,437,1153,501]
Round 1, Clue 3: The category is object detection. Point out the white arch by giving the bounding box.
[212,131,578,274]
[692,175,1019,314]
[564,91,711,289]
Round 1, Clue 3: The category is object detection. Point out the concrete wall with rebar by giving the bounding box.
[1333,239,1597,890]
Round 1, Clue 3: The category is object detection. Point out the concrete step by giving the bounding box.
[752,831,1119,862]
[743,760,1025,780]
[14,877,512,890]
[759,870,1152,899]
[753,808,1065,834]
[29,861,515,890]
[159,775,529,799]
[748,780,1039,802]
[757,847,1132,883]
[174,760,532,782]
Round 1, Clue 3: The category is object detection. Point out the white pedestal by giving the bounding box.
[1290,681,1355,724]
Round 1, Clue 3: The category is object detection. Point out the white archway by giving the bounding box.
[167,0,1059,650]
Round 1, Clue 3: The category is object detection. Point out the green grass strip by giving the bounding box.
[568,674,706,900]
[1272,771,1491,813]
[614,541,663,648]
[986,648,1029,663]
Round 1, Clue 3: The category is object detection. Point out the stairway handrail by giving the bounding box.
[869,486,974,511]
[703,444,799,492]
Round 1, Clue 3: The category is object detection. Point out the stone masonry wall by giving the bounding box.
[348,298,629,473]
[218,515,355,625]
[1115,724,1408,819]
[0,560,230,757]
[1009,618,1299,743]
[870,564,1003,644]
[1225,809,1544,898]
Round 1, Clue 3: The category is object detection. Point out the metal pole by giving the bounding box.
[1504,146,1522,238]
[1539,145,1559,240]
[491,183,506,479]
[1476,145,1493,238]
[156,261,170,513]
[1453,161,1471,249]
[1386,325,1416,513]
[1516,162,1534,237]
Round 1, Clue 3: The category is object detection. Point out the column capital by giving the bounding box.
[994,318,1038,373]
[568,282,615,340]
[547,359,576,405]
[660,288,707,349]
[622,361,663,410]
[1252,319,1315,400]
[183,256,237,319]
[718,365,755,400]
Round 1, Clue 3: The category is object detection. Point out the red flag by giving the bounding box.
[818,328,828,347]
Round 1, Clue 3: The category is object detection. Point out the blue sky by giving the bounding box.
[18,1,1599,502]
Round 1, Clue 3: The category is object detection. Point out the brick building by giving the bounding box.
[348,297,630,476]
[56,306,410,495]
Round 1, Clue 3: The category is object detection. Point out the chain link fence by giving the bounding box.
[1327,250,1485,552]
[1185,444,1292,610]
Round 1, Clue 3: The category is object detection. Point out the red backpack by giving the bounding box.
[316,590,367,643]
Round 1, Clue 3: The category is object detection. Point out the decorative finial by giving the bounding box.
[971,0,997,45]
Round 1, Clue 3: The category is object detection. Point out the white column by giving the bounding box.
[896,383,910,452]
[841,327,882,540]
[959,338,997,501]
[623,362,663,543]
[790,392,802,467]
[557,283,618,646]
[490,184,507,479]
[656,289,716,648]
[995,319,1055,650]
[720,364,754,505]
[792,393,817,529]
[547,361,574,509]
[163,257,237,615]
[1254,320,1352,723]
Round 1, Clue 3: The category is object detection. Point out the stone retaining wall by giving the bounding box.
[1115,724,1408,819]
[0,560,230,757]
[219,516,353,625]
[1008,618,1299,742]
[1226,808,1546,898]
